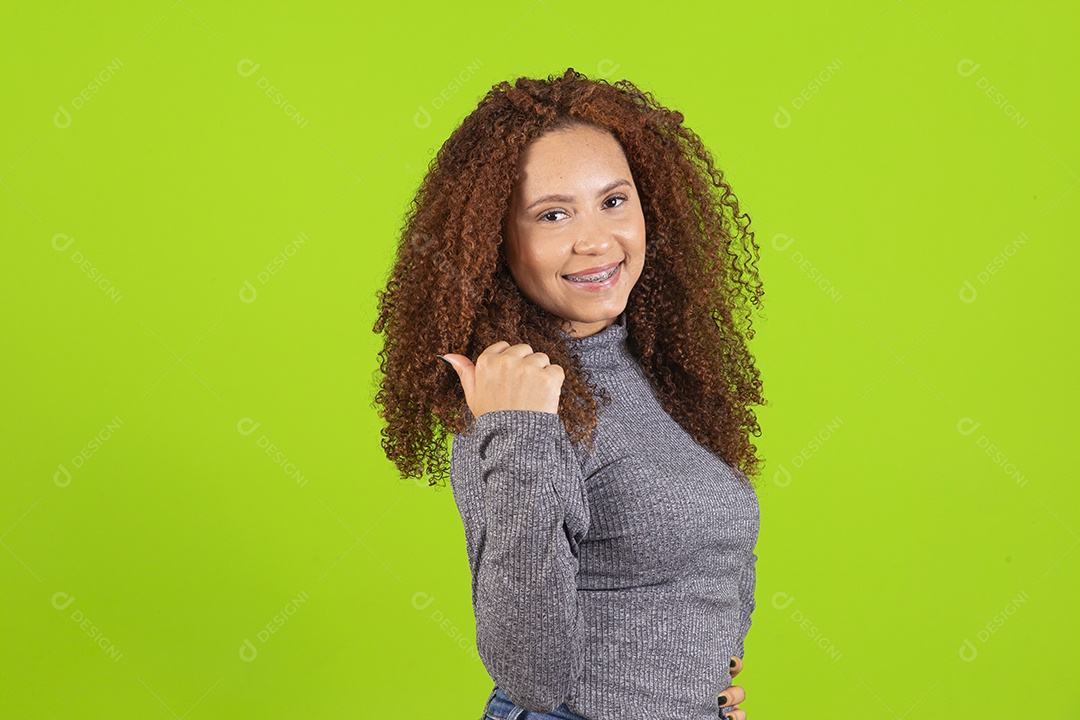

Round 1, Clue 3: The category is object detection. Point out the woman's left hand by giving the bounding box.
[718,655,746,719]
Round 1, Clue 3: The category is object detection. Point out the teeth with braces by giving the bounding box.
[565,264,618,283]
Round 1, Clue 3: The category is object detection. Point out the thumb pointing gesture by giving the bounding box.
[437,353,476,417]
[437,341,565,419]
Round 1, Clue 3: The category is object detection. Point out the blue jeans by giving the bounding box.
[480,684,733,719]
[481,686,590,720]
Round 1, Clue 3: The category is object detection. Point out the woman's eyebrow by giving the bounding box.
[524,178,632,213]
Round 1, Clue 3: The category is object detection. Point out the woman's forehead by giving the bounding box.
[514,129,630,193]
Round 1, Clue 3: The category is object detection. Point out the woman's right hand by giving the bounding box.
[439,342,565,418]
[719,655,747,719]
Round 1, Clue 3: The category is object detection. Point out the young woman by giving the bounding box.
[374,67,765,720]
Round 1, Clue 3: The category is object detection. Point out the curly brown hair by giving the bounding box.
[372,67,767,490]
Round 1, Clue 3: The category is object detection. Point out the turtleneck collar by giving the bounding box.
[559,310,637,373]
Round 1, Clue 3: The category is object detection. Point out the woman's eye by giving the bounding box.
[538,195,628,222]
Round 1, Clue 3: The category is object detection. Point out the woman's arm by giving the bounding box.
[449,409,591,712]
[734,551,757,659]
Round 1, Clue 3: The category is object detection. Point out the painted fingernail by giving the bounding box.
[730,658,736,667]
[436,354,451,367]
[718,695,727,705]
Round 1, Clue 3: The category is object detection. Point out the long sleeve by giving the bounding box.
[449,409,591,712]
[733,551,757,659]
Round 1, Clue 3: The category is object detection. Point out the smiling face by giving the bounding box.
[502,123,647,338]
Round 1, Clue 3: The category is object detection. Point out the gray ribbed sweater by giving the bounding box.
[449,311,760,720]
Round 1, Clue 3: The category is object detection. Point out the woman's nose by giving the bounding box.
[572,212,616,254]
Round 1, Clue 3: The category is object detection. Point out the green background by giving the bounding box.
[3,1,1077,717]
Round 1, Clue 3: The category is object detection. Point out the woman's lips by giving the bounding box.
[562,260,620,280]
[562,261,622,290]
